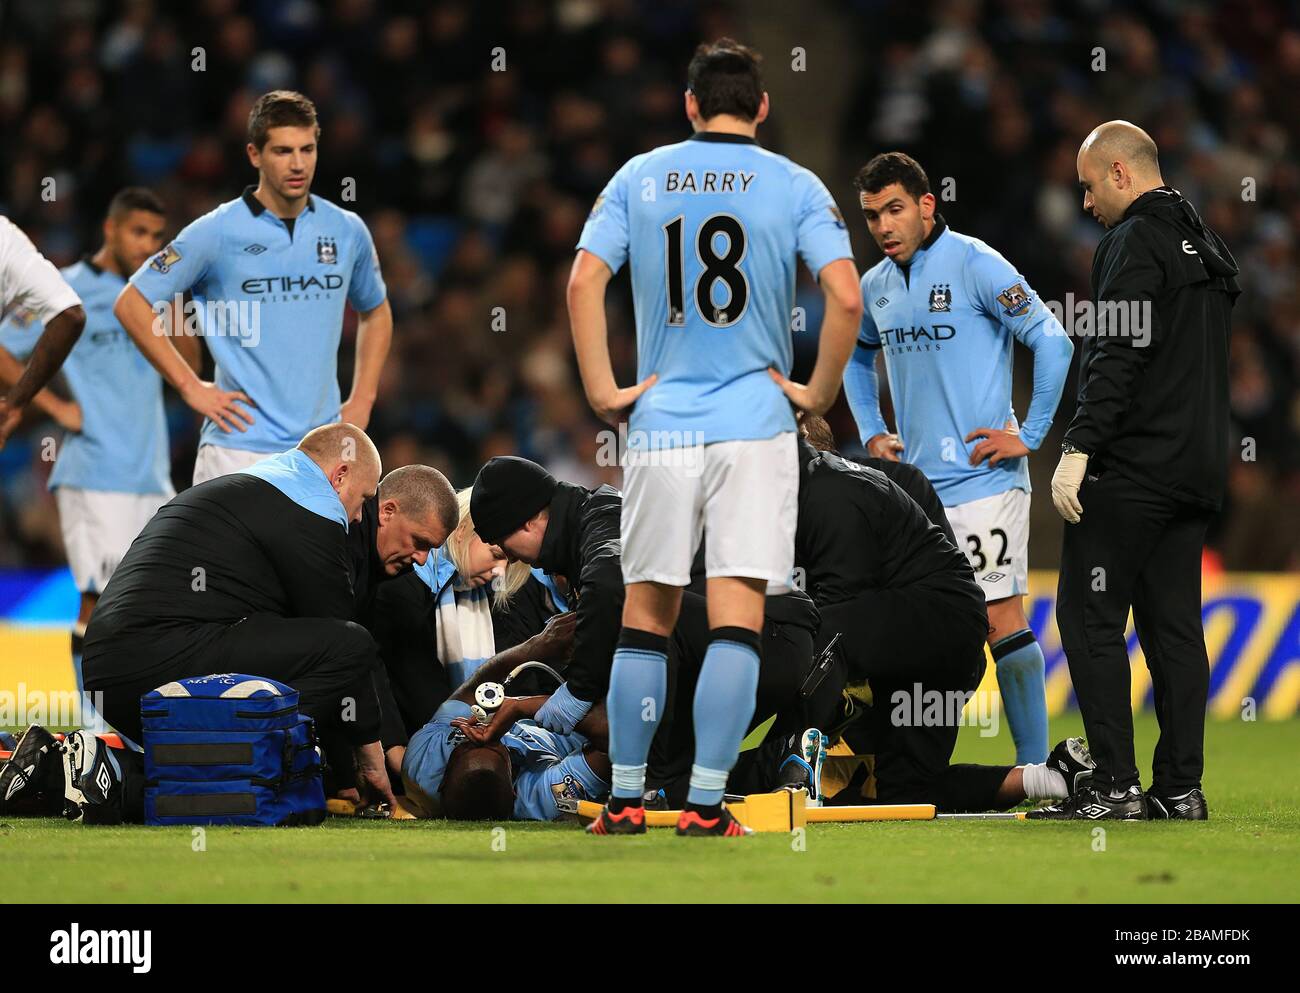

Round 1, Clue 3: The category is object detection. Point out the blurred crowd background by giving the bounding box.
[2,0,1298,571]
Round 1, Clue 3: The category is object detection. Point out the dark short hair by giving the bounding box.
[797,412,837,452]
[853,152,931,203]
[379,465,459,536]
[106,187,165,220]
[441,745,514,821]
[687,38,763,122]
[247,90,320,149]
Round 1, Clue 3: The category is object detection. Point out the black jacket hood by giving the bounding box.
[1125,187,1240,284]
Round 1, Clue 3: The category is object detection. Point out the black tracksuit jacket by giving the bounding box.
[793,438,984,615]
[1064,187,1240,510]
[534,481,626,706]
[83,473,356,684]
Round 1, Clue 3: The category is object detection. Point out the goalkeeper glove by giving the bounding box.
[1051,446,1089,523]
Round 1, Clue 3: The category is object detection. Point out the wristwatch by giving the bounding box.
[1061,441,1088,457]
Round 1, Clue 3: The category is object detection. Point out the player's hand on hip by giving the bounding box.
[1051,450,1089,524]
[339,397,372,429]
[0,396,23,449]
[866,432,904,461]
[182,379,255,434]
[966,420,1029,467]
[52,399,83,434]
[589,373,657,426]
[768,367,832,416]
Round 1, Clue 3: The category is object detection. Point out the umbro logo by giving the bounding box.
[981,572,1006,583]
[5,768,30,800]
[95,763,112,797]
[1080,804,1111,819]
[875,296,889,308]
[244,244,267,255]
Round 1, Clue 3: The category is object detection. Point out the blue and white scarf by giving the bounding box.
[414,548,496,688]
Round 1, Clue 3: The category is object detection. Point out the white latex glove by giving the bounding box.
[1051,451,1090,523]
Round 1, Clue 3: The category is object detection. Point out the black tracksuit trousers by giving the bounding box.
[89,615,383,750]
[1057,469,1213,794]
[818,587,1011,812]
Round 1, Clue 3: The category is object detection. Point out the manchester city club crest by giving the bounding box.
[317,236,337,264]
[928,283,951,312]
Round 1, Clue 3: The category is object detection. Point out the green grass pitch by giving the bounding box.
[4,714,1298,903]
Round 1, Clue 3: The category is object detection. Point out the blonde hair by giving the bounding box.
[445,488,532,609]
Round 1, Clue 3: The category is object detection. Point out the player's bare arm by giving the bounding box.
[114,283,255,434]
[169,296,203,375]
[454,695,548,743]
[340,297,392,429]
[768,257,862,415]
[0,343,81,432]
[567,249,657,426]
[449,612,579,744]
[457,695,607,748]
[445,612,577,712]
[0,304,85,448]
[573,701,609,748]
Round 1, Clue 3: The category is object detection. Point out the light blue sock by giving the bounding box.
[607,634,668,800]
[993,630,1049,764]
[687,633,760,806]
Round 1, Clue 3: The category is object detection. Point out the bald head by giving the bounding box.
[1081,121,1160,175]
[299,422,381,471]
[1077,120,1164,228]
[297,423,381,524]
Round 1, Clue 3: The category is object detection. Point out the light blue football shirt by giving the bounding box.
[0,258,171,494]
[848,217,1073,506]
[577,132,853,449]
[403,700,607,821]
[128,188,386,454]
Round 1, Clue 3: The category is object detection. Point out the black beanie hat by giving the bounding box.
[471,456,559,544]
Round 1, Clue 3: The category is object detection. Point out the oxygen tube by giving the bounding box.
[470,661,567,724]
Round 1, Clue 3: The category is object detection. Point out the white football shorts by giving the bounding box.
[621,431,798,594]
[192,444,273,485]
[943,487,1030,601]
[55,486,173,595]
